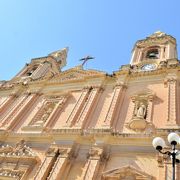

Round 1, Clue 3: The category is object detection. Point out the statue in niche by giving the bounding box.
[134,102,147,119]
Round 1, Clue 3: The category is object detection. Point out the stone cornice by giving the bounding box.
[135,34,176,47]
[115,59,180,80]
[0,168,24,179]
[1,60,179,95]
[0,140,40,162]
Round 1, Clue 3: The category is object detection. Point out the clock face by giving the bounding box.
[141,64,157,71]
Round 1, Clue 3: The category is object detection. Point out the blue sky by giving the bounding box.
[0,0,180,80]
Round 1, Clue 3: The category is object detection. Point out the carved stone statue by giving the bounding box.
[135,102,147,119]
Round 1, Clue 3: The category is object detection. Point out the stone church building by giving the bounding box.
[0,31,179,179]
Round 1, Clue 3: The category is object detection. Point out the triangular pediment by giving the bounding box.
[0,140,39,179]
[49,66,106,83]
[102,166,155,180]
[0,140,38,159]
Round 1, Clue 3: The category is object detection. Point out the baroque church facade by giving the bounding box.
[0,31,179,180]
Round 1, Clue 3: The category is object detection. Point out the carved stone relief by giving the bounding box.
[30,101,56,126]
[28,96,63,128]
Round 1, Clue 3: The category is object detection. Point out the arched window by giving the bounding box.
[146,48,159,59]
[25,65,39,76]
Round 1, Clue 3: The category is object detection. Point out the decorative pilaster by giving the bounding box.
[0,94,28,124]
[47,148,72,180]
[34,147,59,180]
[145,95,154,123]
[165,76,177,126]
[103,83,125,128]
[0,96,11,109]
[157,154,167,180]
[0,94,36,129]
[65,87,90,126]
[74,86,103,128]
[83,147,103,180]
[126,97,136,123]
[0,95,15,115]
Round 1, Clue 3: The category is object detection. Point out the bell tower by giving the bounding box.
[130,31,177,66]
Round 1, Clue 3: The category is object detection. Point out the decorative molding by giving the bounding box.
[46,147,59,157]
[49,68,105,84]
[102,165,155,179]
[136,33,176,48]
[0,82,14,90]
[59,148,71,158]
[25,95,65,129]
[0,168,24,179]
[0,139,37,158]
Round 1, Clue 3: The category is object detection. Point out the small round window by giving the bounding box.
[146,49,159,59]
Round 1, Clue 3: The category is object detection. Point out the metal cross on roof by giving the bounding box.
[79,55,95,66]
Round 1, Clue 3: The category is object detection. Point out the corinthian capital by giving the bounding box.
[87,147,103,159]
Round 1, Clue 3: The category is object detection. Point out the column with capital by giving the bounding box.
[83,147,103,180]
[47,148,73,180]
[34,147,59,180]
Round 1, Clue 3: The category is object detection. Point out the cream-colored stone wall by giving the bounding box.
[0,32,179,180]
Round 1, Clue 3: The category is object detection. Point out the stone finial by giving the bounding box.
[149,31,166,38]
